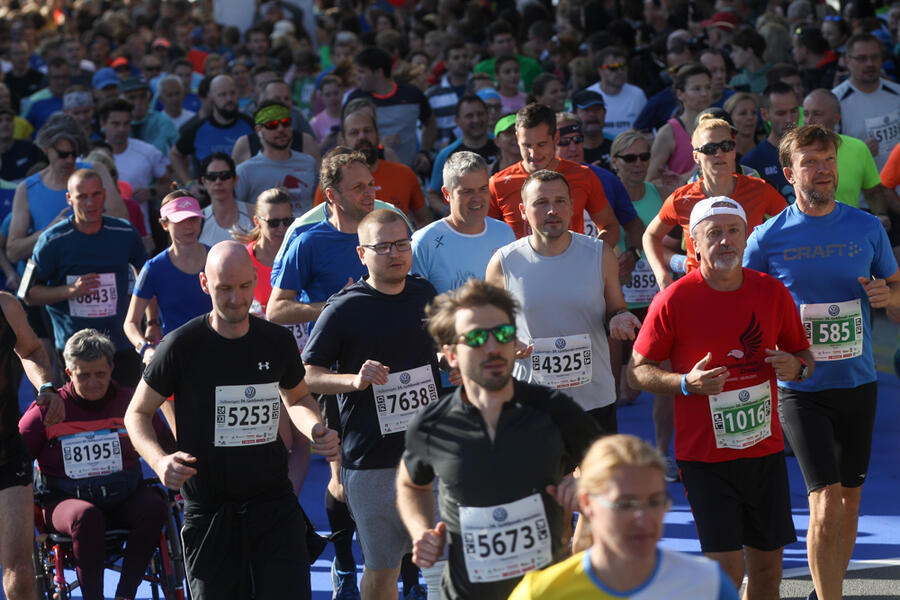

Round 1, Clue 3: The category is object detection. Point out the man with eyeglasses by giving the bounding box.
[234,101,317,214]
[744,125,900,600]
[586,47,647,139]
[396,277,602,600]
[302,208,442,600]
[630,196,812,598]
[832,33,900,169]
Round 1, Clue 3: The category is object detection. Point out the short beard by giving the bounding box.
[713,253,740,271]
[803,187,834,206]
[217,105,239,121]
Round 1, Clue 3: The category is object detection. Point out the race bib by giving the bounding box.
[459,493,552,583]
[60,430,123,479]
[66,273,117,318]
[709,381,772,450]
[800,299,863,361]
[372,365,438,435]
[622,259,659,304]
[249,298,265,319]
[866,109,900,166]
[531,334,591,389]
[214,383,281,447]
[284,323,309,353]
[583,209,598,238]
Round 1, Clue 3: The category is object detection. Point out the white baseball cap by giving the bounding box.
[689,196,747,235]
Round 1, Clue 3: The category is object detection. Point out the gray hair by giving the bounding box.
[442,151,488,191]
[35,113,88,157]
[803,88,841,115]
[158,74,184,94]
[63,329,115,370]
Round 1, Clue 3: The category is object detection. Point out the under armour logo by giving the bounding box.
[258,362,270,370]
[434,235,444,249]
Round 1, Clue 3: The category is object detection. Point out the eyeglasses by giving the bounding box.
[457,323,516,347]
[262,117,292,130]
[557,135,584,147]
[847,54,881,63]
[616,151,651,163]
[694,139,736,155]
[54,148,76,159]
[203,170,234,182]
[261,216,293,227]
[601,62,626,71]
[360,238,412,255]
[592,494,672,515]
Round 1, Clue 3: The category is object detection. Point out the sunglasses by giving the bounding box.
[360,239,412,255]
[262,216,293,227]
[558,135,584,147]
[823,15,841,21]
[601,62,626,71]
[616,151,651,163]
[204,170,234,181]
[458,323,516,347]
[694,139,736,155]
[262,117,292,130]
[54,148,76,159]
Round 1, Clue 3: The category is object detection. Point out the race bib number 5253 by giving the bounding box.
[214,383,281,446]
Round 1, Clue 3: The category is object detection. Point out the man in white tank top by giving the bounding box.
[485,169,641,433]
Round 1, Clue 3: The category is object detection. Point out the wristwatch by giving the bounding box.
[795,357,809,381]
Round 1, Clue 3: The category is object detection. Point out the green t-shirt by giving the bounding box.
[835,133,881,208]
[473,54,543,93]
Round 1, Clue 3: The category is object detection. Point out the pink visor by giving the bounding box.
[161,196,203,222]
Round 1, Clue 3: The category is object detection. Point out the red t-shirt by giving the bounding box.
[488,158,609,238]
[633,269,808,463]
[247,241,273,313]
[657,174,787,273]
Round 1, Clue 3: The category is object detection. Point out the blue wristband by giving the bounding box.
[38,382,54,394]
[680,374,690,395]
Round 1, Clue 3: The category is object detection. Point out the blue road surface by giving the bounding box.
[4,371,899,599]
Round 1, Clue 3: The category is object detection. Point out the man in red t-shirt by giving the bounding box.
[488,103,620,243]
[629,196,813,599]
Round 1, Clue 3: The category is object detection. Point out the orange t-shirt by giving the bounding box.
[657,174,788,273]
[314,159,425,215]
[881,142,900,189]
[488,158,609,238]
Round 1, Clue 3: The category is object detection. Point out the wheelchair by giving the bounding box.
[31,480,189,600]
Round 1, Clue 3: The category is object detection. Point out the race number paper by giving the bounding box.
[622,259,659,304]
[800,299,863,361]
[709,381,772,450]
[459,493,552,582]
[214,382,281,446]
[372,365,437,435]
[66,273,117,318]
[60,430,123,479]
[531,334,592,389]
[866,109,900,167]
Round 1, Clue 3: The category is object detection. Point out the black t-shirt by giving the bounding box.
[0,303,24,449]
[143,314,305,506]
[5,69,45,110]
[403,380,601,600]
[583,138,612,171]
[0,140,45,181]
[454,139,499,164]
[302,275,441,470]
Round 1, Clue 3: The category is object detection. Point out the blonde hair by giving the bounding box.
[610,129,651,161]
[232,187,292,244]
[691,114,734,146]
[723,91,760,116]
[577,434,665,496]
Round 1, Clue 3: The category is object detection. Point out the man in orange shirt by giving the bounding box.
[314,109,432,228]
[489,103,620,243]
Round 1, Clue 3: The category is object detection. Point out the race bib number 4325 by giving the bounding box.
[214,382,281,447]
[530,334,591,389]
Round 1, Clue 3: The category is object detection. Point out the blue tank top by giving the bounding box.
[24,161,90,230]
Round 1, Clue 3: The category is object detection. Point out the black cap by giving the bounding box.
[572,89,605,109]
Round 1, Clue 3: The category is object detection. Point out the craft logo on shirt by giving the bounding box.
[782,241,861,261]
[764,166,780,176]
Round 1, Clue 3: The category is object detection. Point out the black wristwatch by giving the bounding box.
[627,247,641,261]
[795,357,810,381]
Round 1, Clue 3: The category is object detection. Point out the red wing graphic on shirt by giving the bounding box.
[282,174,308,190]
[727,314,762,360]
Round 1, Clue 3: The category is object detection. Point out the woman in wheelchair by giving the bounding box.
[19,329,176,600]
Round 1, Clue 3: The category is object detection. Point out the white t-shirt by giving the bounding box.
[832,78,900,169]
[114,138,169,191]
[169,109,196,130]
[586,81,648,139]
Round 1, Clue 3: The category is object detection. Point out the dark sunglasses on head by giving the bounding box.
[601,62,626,71]
[262,216,293,227]
[204,170,234,182]
[262,117,292,130]
[694,139,737,155]
[458,323,516,347]
[616,151,651,163]
[54,148,76,159]
[557,135,584,147]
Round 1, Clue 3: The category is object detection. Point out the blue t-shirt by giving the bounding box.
[428,139,464,192]
[24,96,62,132]
[411,217,515,294]
[270,219,368,306]
[740,140,795,204]
[743,202,898,391]
[587,164,638,225]
[31,216,148,351]
[133,247,212,336]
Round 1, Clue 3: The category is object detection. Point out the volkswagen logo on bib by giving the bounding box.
[739,390,750,402]
[244,386,256,399]
[400,373,411,384]
[555,338,566,350]
[493,507,508,522]
[828,305,840,316]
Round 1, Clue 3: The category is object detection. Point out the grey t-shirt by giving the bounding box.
[234,151,318,214]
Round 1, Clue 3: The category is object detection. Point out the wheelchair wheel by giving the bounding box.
[32,537,55,600]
